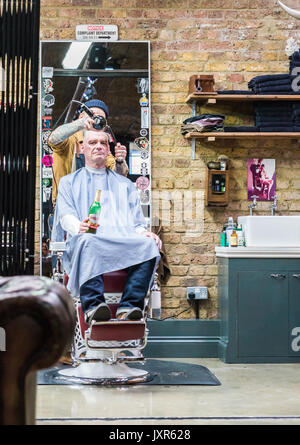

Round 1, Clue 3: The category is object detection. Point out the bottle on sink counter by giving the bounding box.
[220,226,226,247]
[236,224,245,247]
[225,217,236,247]
[230,230,238,247]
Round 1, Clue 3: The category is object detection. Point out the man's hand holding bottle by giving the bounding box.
[78,217,92,234]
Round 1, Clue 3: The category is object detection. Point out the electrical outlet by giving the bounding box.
[187,287,208,300]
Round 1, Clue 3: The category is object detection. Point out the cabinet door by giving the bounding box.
[237,271,288,357]
[289,273,300,356]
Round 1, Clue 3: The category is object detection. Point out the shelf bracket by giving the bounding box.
[191,138,196,160]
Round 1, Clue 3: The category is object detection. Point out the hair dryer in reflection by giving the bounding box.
[73,99,117,148]
[73,100,107,130]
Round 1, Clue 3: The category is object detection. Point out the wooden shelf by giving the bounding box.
[185,132,300,141]
[186,93,300,104]
[185,92,300,158]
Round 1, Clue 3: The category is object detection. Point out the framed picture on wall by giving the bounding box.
[247,158,276,201]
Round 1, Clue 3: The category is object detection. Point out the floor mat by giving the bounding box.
[38,359,221,386]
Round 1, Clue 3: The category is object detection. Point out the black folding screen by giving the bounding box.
[0,0,40,275]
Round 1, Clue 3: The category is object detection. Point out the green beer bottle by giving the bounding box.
[86,190,101,234]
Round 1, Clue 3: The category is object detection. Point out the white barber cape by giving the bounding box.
[51,167,160,297]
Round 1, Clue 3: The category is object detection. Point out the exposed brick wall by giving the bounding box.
[37,0,300,318]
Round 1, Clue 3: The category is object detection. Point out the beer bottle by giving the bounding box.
[86,190,101,234]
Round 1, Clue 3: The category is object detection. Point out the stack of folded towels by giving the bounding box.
[181,114,225,135]
[254,102,300,132]
[248,74,298,94]
[217,90,254,95]
[254,101,295,132]
[221,70,300,132]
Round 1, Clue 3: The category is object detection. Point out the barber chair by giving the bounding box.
[50,241,152,384]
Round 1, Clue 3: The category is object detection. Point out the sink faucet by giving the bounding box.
[249,195,258,216]
[270,195,278,216]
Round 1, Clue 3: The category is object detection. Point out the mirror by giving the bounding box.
[40,41,151,276]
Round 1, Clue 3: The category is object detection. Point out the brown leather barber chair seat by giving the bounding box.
[78,303,146,343]
[57,269,151,385]
[78,270,146,343]
[0,276,76,425]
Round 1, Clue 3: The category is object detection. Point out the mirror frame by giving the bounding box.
[39,40,152,276]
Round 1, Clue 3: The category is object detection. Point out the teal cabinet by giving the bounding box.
[218,257,300,363]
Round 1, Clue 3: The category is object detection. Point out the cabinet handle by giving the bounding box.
[270,273,286,279]
[293,274,300,279]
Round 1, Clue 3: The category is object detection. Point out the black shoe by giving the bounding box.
[116,307,143,321]
[85,303,111,324]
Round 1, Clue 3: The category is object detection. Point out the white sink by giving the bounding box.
[238,216,300,247]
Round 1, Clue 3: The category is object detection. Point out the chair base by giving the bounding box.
[57,362,151,385]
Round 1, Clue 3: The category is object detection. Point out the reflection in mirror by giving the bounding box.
[40,41,151,277]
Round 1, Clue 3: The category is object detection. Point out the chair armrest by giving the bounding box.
[0,276,76,425]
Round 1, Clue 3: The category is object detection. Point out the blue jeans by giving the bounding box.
[79,258,157,313]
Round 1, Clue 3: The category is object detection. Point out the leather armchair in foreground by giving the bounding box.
[0,276,76,425]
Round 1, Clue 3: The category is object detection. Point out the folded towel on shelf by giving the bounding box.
[224,126,259,132]
[196,119,224,127]
[255,101,294,112]
[255,121,293,126]
[255,109,293,115]
[253,99,296,129]
[182,113,225,135]
[252,78,296,87]
[255,86,297,93]
[251,85,296,94]
[183,114,225,125]
[255,88,296,94]
[217,90,254,94]
[201,125,224,132]
[248,74,300,94]
[254,104,293,115]
[259,126,295,132]
[255,116,293,122]
[253,84,295,93]
[255,90,300,93]
[180,123,224,135]
[255,112,293,118]
[248,74,291,87]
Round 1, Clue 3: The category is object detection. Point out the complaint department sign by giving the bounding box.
[76,25,118,41]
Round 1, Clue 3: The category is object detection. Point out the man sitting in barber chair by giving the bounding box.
[51,129,161,324]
